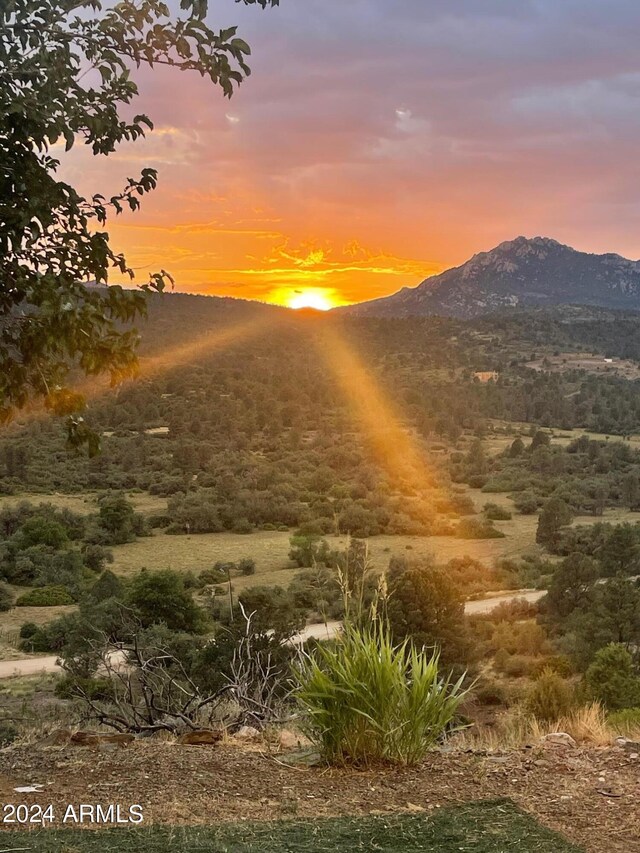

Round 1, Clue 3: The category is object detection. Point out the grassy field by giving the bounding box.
[482,423,640,456]
[0,491,168,516]
[0,600,75,661]
[108,524,538,591]
[0,801,581,852]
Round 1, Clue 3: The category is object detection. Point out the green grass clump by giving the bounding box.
[0,800,582,852]
[295,620,466,766]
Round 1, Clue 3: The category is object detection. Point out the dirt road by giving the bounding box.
[0,590,546,678]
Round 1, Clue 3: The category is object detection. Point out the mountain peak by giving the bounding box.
[340,237,640,319]
[494,235,564,253]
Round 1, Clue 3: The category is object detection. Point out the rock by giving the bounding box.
[233,725,261,741]
[70,731,135,747]
[538,732,577,750]
[177,729,223,746]
[278,729,312,750]
[277,749,323,767]
[616,737,640,753]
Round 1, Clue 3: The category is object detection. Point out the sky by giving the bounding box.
[63,0,640,308]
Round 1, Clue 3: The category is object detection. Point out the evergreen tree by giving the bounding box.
[536,497,572,550]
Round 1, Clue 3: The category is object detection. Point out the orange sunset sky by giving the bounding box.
[62,1,640,309]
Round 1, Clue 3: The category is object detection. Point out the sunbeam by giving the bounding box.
[314,321,452,523]
[2,313,277,434]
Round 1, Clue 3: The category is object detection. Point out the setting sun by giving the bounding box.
[288,290,334,311]
[266,287,339,311]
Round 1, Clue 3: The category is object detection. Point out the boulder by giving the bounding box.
[233,725,261,741]
[538,732,577,750]
[279,729,312,750]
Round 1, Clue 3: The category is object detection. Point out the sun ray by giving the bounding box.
[313,321,453,523]
[2,313,276,432]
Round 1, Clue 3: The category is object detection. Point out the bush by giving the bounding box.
[295,622,467,766]
[457,518,505,539]
[238,557,256,576]
[474,679,510,707]
[483,503,512,521]
[494,653,536,678]
[127,569,208,633]
[198,565,228,586]
[512,491,540,515]
[16,585,75,606]
[526,667,574,722]
[530,655,573,679]
[55,675,115,701]
[0,581,14,612]
[81,543,113,573]
[467,474,487,489]
[585,644,640,710]
[230,517,253,534]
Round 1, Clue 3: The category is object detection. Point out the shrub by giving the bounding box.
[127,570,208,633]
[87,569,124,603]
[231,517,253,534]
[530,655,573,679]
[475,679,510,707]
[467,474,488,489]
[483,503,512,521]
[16,585,75,606]
[585,644,640,710]
[512,491,540,515]
[495,653,536,679]
[526,667,574,722]
[238,558,256,576]
[19,622,38,639]
[457,518,505,539]
[55,675,115,701]
[199,565,229,586]
[81,543,113,573]
[0,581,14,612]
[295,622,467,766]
[97,493,138,543]
[386,557,472,669]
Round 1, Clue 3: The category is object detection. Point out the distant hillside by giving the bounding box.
[131,292,284,355]
[340,237,640,319]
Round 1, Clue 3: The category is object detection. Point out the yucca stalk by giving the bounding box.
[295,617,467,766]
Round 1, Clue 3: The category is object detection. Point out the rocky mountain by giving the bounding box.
[340,237,640,319]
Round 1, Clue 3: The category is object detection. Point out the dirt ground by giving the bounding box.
[0,741,638,852]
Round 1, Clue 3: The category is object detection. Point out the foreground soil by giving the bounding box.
[0,740,638,852]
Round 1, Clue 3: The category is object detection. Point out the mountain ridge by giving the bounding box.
[338,237,640,319]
